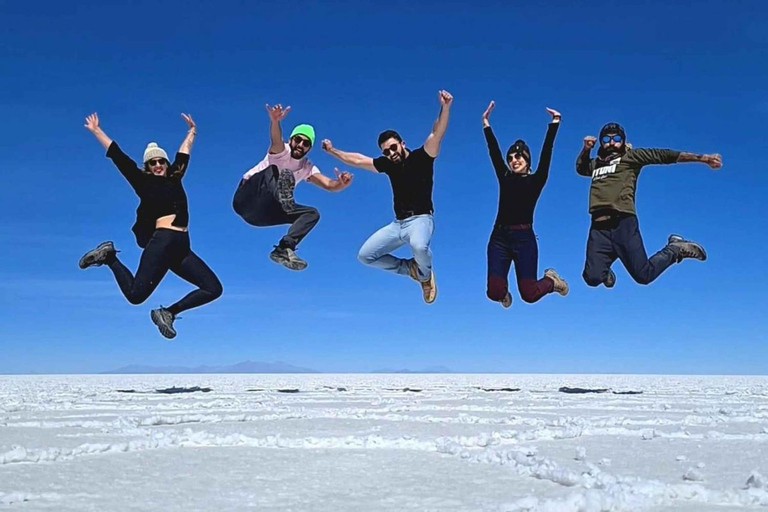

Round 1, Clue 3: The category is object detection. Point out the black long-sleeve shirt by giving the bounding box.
[484,122,559,226]
[106,142,190,248]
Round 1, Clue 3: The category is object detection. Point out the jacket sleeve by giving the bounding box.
[106,141,144,191]
[169,152,190,179]
[483,126,508,180]
[533,122,559,186]
[623,148,681,167]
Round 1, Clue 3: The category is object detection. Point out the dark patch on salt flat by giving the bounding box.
[613,390,643,395]
[276,389,300,393]
[247,388,265,392]
[478,387,521,392]
[559,387,609,394]
[156,386,212,394]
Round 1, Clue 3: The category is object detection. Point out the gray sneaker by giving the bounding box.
[604,268,616,288]
[544,268,569,296]
[150,307,177,339]
[277,169,296,212]
[269,246,308,271]
[668,234,707,262]
[500,291,512,308]
[78,241,117,269]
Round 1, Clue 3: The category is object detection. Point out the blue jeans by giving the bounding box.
[357,214,434,281]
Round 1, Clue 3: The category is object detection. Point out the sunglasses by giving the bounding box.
[508,152,527,161]
[291,136,311,149]
[148,159,167,166]
[382,143,399,156]
[601,135,623,144]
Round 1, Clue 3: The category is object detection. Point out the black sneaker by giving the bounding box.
[150,307,177,339]
[269,246,308,271]
[78,241,117,269]
[668,234,707,263]
[277,169,296,212]
[604,268,616,288]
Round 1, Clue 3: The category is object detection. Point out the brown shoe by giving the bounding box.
[544,268,569,296]
[408,258,420,282]
[421,270,437,304]
[500,291,512,308]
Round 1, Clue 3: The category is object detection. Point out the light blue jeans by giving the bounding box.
[357,214,434,282]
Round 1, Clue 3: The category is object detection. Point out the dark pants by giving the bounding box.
[487,226,554,304]
[582,214,678,286]
[232,165,320,250]
[107,229,223,315]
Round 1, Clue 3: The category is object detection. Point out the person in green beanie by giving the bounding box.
[233,104,353,270]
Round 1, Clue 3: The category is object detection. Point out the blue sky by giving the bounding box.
[1,0,766,374]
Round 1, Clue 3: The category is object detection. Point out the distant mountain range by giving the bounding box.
[101,361,320,374]
[372,366,454,374]
[99,361,455,374]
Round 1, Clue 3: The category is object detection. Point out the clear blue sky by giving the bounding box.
[1,0,766,374]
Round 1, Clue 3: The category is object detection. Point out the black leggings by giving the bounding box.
[107,229,222,315]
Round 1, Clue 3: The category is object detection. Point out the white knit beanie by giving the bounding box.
[143,142,169,163]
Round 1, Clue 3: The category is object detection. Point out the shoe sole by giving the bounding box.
[269,252,307,271]
[501,293,512,308]
[604,270,616,288]
[150,310,176,339]
[78,242,114,269]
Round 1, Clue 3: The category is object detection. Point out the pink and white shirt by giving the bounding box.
[242,143,320,184]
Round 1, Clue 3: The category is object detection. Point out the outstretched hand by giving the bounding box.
[84,113,100,132]
[705,153,723,169]
[482,101,495,127]
[438,90,453,106]
[181,113,196,132]
[321,139,334,152]
[583,136,597,150]
[334,168,353,187]
[265,103,291,122]
[546,107,561,123]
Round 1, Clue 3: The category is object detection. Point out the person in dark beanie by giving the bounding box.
[576,122,722,288]
[232,104,353,270]
[481,101,568,308]
[321,90,453,304]
[79,113,222,339]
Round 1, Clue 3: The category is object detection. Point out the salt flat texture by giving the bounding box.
[1,374,767,511]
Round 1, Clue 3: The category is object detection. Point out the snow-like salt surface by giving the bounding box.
[1,374,767,511]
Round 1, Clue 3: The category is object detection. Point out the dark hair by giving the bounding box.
[377,130,402,147]
[143,158,185,178]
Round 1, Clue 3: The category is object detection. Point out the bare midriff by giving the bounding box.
[155,215,188,232]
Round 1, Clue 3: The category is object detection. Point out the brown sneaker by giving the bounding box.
[544,268,569,296]
[500,291,512,308]
[408,258,420,282]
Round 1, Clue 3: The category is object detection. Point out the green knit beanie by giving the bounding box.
[290,124,315,147]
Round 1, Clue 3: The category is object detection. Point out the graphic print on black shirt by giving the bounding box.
[373,146,435,220]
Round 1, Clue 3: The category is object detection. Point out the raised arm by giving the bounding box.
[308,168,354,192]
[576,136,596,176]
[177,113,197,155]
[265,104,290,154]
[84,112,143,189]
[481,101,508,179]
[322,139,377,172]
[84,113,113,150]
[533,108,561,184]
[423,90,453,158]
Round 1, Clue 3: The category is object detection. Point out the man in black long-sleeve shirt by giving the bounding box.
[575,122,722,288]
[482,102,568,307]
